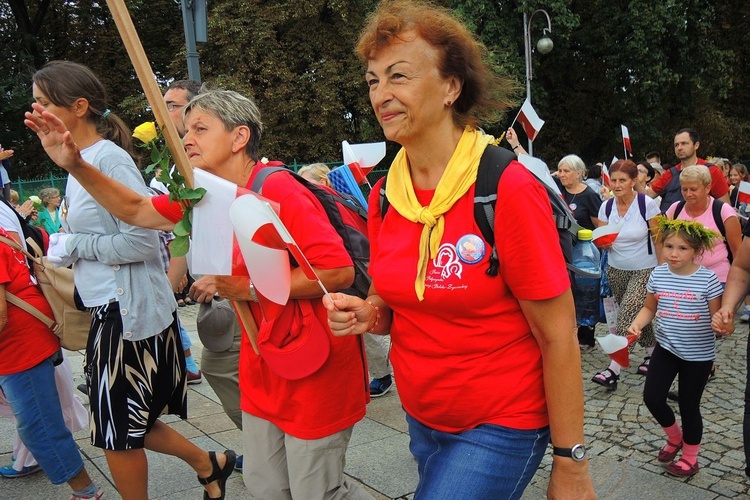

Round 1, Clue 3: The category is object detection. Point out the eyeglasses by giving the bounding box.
[166,102,186,112]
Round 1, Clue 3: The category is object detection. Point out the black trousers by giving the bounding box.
[643,343,712,445]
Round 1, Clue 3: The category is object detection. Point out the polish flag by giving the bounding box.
[231,194,329,321]
[601,163,611,187]
[738,181,750,204]
[515,98,545,141]
[342,141,386,185]
[596,333,638,367]
[621,125,632,157]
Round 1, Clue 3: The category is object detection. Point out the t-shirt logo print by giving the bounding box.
[432,242,463,280]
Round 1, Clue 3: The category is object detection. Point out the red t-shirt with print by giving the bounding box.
[0,229,60,376]
[368,161,569,433]
[152,167,368,439]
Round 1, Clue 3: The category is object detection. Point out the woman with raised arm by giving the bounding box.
[25,61,234,500]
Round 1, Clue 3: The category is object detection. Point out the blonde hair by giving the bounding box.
[9,189,19,205]
[298,163,332,187]
[679,165,711,186]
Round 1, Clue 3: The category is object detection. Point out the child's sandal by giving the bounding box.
[637,356,651,376]
[591,368,619,391]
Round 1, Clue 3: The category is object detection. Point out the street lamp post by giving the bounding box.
[523,9,553,155]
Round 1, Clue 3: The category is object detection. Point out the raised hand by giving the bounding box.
[24,103,83,172]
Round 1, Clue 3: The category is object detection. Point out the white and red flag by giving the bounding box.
[601,163,611,187]
[621,125,632,158]
[230,194,330,321]
[514,98,545,141]
[738,181,750,205]
[342,140,386,186]
[596,333,638,367]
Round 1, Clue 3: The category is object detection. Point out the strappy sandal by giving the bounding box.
[591,368,619,391]
[637,356,651,376]
[665,457,700,477]
[197,449,237,500]
[657,440,683,463]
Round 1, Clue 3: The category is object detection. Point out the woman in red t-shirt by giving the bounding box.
[0,227,102,497]
[324,1,595,499]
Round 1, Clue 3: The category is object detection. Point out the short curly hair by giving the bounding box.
[356,0,517,128]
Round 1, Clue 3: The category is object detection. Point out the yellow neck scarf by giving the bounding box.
[385,126,493,301]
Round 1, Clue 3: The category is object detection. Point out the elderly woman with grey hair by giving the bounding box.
[555,155,604,348]
[557,154,603,231]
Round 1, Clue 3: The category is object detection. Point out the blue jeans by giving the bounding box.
[0,355,84,484]
[406,413,550,500]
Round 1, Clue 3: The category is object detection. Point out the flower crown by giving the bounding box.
[652,215,720,250]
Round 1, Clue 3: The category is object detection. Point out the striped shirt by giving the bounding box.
[648,264,723,361]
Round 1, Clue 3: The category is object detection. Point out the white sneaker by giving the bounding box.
[741,309,750,323]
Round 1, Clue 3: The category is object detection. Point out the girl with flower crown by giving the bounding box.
[628,218,724,477]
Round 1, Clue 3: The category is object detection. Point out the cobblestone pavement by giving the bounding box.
[2,306,749,499]
[524,322,750,499]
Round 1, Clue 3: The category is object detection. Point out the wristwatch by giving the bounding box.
[552,444,587,462]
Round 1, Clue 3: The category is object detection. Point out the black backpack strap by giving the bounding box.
[379,174,390,220]
[673,200,686,219]
[712,198,726,238]
[473,145,517,276]
[250,166,290,194]
[637,193,653,255]
[605,197,614,219]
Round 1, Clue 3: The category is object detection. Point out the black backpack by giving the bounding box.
[673,198,732,262]
[251,167,371,299]
[379,145,594,281]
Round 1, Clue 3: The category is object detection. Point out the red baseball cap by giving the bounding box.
[257,299,330,380]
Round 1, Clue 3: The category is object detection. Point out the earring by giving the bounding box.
[446,100,452,107]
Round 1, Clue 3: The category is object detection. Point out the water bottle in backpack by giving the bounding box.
[573,229,601,339]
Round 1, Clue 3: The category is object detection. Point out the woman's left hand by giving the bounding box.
[548,460,596,499]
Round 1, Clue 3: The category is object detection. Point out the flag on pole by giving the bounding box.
[621,125,632,158]
[601,163,611,187]
[738,181,750,204]
[515,98,545,141]
[230,194,331,321]
[342,141,386,186]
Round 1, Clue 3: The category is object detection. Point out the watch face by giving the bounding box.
[572,444,586,461]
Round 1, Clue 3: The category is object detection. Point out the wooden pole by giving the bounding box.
[105,0,194,188]
[105,0,259,352]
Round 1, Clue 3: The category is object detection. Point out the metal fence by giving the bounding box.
[10,174,69,201]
